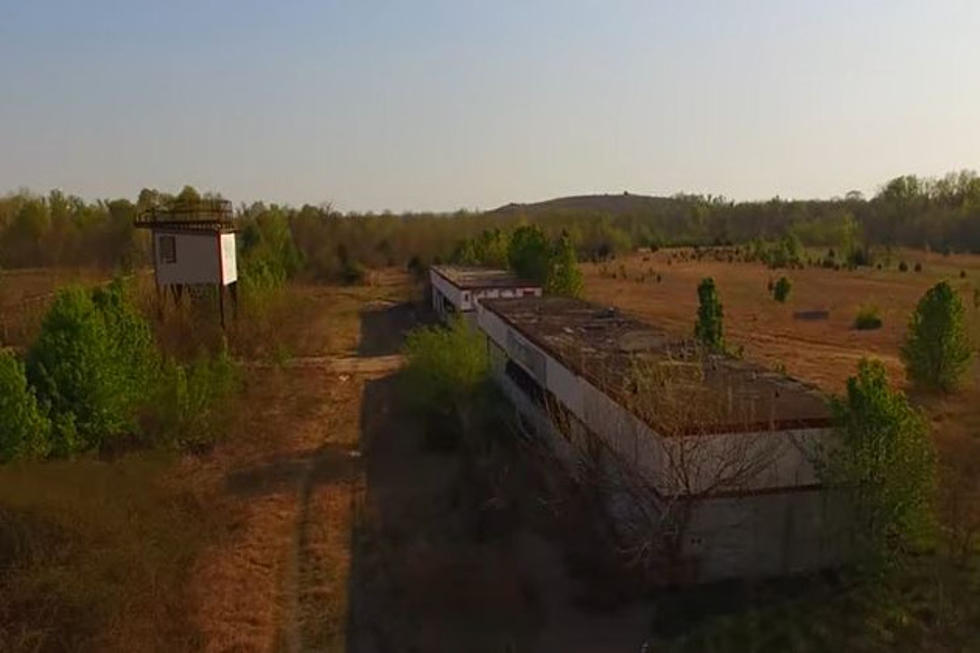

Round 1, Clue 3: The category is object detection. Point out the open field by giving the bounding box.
[584,248,980,394]
[0,271,423,651]
[4,257,980,651]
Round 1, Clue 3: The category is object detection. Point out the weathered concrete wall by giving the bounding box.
[478,303,847,583]
[155,231,222,286]
[430,269,542,320]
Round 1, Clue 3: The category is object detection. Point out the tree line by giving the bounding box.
[1,170,979,277]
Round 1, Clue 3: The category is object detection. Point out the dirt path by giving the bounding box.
[184,295,417,652]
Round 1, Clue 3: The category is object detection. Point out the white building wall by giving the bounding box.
[430,269,465,314]
[477,302,846,582]
[155,232,222,286]
[477,303,830,495]
[430,268,542,320]
[220,232,237,285]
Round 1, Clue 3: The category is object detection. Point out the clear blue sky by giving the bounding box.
[1,1,978,212]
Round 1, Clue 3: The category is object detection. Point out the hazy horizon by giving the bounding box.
[2,1,978,212]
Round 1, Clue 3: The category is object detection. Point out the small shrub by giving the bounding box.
[26,282,157,455]
[898,261,909,272]
[914,262,922,272]
[854,305,883,330]
[339,260,366,285]
[818,359,935,571]
[0,351,51,462]
[773,276,792,303]
[959,270,967,279]
[508,225,551,283]
[147,345,240,451]
[545,232,583,297]
[403,317,489,449]
[406,255,426,280]
[901,281,972,392]
[694,278,725,352]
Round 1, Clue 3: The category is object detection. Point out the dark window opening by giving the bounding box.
[159,235,176,264]
[506,360,545,407]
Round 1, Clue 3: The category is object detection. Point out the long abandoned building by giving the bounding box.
[429,265,542,323]
[476,296,847,583]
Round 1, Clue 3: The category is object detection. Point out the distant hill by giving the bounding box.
[488,193,683,217]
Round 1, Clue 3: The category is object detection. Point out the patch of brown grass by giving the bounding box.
[585,247,980,393]
[0,455,215,651]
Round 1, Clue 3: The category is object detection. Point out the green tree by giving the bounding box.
[27,281,157,454]
[507,224,551,283]
[454,228,510,268]
[176,185,201,204]
[0,351,51,462]
[900,281,972,392]
[773,276,792,303]
[403,316,489,448]
[694,277,725,351]
[818,359,935,570]
[545,232,583,297]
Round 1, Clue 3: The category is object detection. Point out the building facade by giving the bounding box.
[429,265,542,323]
[477,296,848,583]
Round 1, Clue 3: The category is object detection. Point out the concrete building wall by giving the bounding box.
[478,303,830,494]
[477,302,846,582]
[155,231,221,286]
[430,268,542,320]
[220,233,237,285]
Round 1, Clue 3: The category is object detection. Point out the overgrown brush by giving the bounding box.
[854,305,883,330]
[146,344,240,452]
[0,457,213,650]
[26,280,157,455]
[4,278,244,461]
[0,352,50,462]
[772,276,792,303]
[901,281,972,392]
[402,316,489,449]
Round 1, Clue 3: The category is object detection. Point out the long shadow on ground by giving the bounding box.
[345,375,554,652]
[357,301,430,357]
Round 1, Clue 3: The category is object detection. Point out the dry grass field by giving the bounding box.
[583,248,980,393]
[0,269,423,651]
[4,257,980,651]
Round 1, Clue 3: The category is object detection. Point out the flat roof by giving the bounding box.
[134,219,238,233]
[481,296,832,436]
[431,265,540,290]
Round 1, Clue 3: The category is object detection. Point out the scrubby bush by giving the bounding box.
[453,228,510,268]
[914,262,922,272]
[898,261,909,272]
[26,281,157,455]
[901,281,972,392]
[854,305,883,330]
[339,259,366,285]
[545,232,583,298]
[694,278,724,351]
[148,345,240,451]
[773,276,792,303]
[403,317,489,449]
[0,351,51,462]
[759,233,805,269]
[508,225,551,283]
[818,359,935,570]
